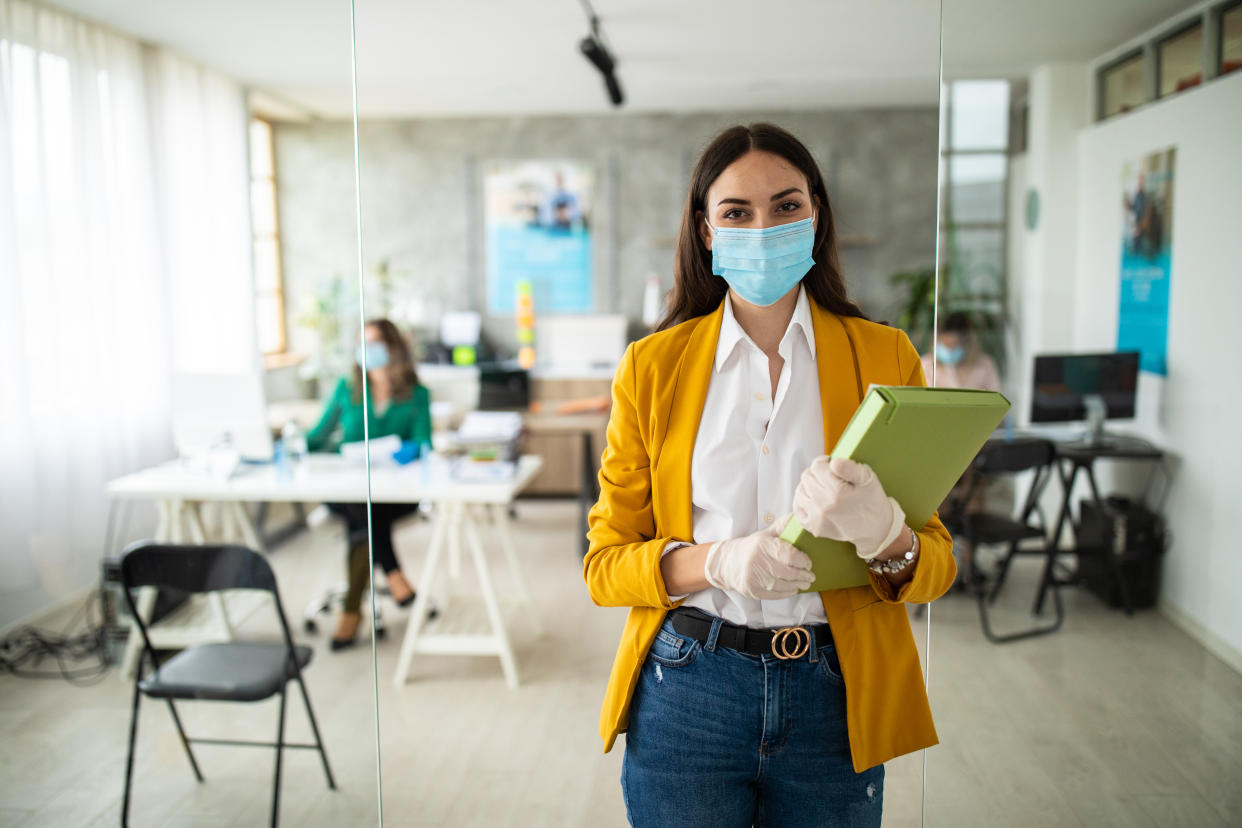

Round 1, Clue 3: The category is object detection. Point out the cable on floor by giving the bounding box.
[0,589,112,686]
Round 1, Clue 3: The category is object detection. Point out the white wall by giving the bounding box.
[1071,72,1242,668]
[1013,64,1089,423]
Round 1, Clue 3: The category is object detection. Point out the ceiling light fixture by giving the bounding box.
[578,0,624,107]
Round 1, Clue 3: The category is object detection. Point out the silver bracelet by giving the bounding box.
[868,527,919,576]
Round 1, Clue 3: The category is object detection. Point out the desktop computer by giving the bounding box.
[1076,495,1166,609]
[1030,351,1140,445]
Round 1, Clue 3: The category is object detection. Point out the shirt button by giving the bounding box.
[764,513,775,524]
[754,392,764,401]
[761,445,770,455]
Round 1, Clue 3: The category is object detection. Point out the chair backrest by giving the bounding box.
[974,437,1056,475]
[121,542,278,595]
[119,542,294,675]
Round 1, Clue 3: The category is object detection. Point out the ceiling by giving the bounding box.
[45,0,1201,118]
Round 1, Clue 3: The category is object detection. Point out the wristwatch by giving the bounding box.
[868,527,919,576]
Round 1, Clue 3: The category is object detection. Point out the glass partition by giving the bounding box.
[931,2,1242,824]
[0,1,378,824]
[350,1,943,824]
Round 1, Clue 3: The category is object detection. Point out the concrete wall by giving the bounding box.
[274,109,939,356]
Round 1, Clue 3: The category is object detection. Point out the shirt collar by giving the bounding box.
[715,287,817,373]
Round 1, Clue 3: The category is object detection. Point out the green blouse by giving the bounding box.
[305,377,432,453]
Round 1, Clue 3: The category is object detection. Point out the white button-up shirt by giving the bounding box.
[677,287,828,627]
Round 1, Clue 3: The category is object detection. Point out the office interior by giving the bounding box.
[1,0,1240,825]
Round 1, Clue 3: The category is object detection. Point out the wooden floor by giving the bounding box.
[1,499,1238,827]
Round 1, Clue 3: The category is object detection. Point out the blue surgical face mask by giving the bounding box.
[357,341,389,369]
[707,215,816,307]
[936,344,965,366]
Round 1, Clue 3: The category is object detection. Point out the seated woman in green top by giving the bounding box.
[306,318,432,649]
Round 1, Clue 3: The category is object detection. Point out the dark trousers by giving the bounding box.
[327,502,420,613]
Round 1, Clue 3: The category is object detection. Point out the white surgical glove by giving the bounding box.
[793,456,906,561]
[703,516,815,600]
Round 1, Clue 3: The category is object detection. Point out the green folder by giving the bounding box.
[780,386,1012,592]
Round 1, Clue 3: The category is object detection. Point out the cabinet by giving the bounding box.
[523,377,611,496]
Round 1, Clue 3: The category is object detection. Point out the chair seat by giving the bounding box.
[139,642,313,702]
[964,514,1047,546]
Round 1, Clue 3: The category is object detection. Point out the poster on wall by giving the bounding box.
[484,160,594,314]
[1118,147,1175,376]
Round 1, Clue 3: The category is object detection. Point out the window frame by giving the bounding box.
[1097,48,1145,120]
[1155,19,1204,100]
[248,115,288,356]
[1220,0,1242,76]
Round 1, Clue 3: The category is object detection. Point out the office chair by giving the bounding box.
[942,436,1064,643]
[301,506,427,638]
[119,542,335,827]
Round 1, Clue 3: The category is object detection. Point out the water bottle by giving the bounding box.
[281,421,308,478]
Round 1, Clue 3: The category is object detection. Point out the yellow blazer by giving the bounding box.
[584,298,956,772]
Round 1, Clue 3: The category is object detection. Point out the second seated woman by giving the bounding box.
[306,318,432,650]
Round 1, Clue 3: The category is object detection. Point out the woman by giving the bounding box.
[306,318,432,650]
[585,124,956,827]
[920,311,1001,393]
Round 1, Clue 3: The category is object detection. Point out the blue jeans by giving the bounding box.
[621,614,883,827]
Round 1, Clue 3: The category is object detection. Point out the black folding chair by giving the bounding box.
[119,542,336,827]
[943,437,1064,643]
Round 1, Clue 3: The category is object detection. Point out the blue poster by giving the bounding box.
[484,160,594,314]
[1118,148,1175,376]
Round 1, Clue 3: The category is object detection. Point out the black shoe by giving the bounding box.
[396,591,416,608]
[329,635,357,651]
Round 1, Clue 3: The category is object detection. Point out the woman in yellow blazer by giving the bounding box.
[585,123,955,827]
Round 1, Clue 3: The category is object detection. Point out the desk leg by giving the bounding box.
[580,432,595,558]
[227,501,265,554]
[462,506,520,689]
[155,500,174,543]
[447,502,463,581]
[394,500,451,687]
[1035,462,1078,615]
[183,502,207,544]
[489,503,543,637]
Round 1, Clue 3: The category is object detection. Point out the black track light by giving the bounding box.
[577,0,624,107]
[579,34,624,106]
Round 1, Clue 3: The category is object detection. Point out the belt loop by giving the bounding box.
[705,616,722,652]
[807,626,819,663]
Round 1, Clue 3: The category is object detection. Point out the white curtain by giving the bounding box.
[0,0,253,626]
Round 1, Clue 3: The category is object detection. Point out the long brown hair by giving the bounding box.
[659,123,868,330]
[351,318,419,402]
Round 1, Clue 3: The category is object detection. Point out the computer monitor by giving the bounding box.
[478,365,530,411]
[172,372,274,461]
[1031,351,1139,441]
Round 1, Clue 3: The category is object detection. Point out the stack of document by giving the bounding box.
[457,411,523,442]
[454,411,523,462]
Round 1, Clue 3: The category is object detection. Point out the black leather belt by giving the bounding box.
[669,607,832,660]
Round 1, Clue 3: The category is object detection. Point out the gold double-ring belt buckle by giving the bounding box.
[770,626,810,660]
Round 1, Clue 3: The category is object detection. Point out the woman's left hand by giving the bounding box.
[793,456,907,560]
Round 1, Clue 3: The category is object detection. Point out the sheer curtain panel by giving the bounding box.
[0,0,253,627]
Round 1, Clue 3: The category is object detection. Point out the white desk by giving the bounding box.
[106,454,545,686]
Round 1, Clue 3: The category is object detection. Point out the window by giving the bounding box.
[1158,23,1203,97]
[940,81,1009,313]
[249,117,286,354]
[1222,2,1242,76]
[1099,52,1145,118]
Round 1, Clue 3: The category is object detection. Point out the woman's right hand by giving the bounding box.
[703,518,815,599]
